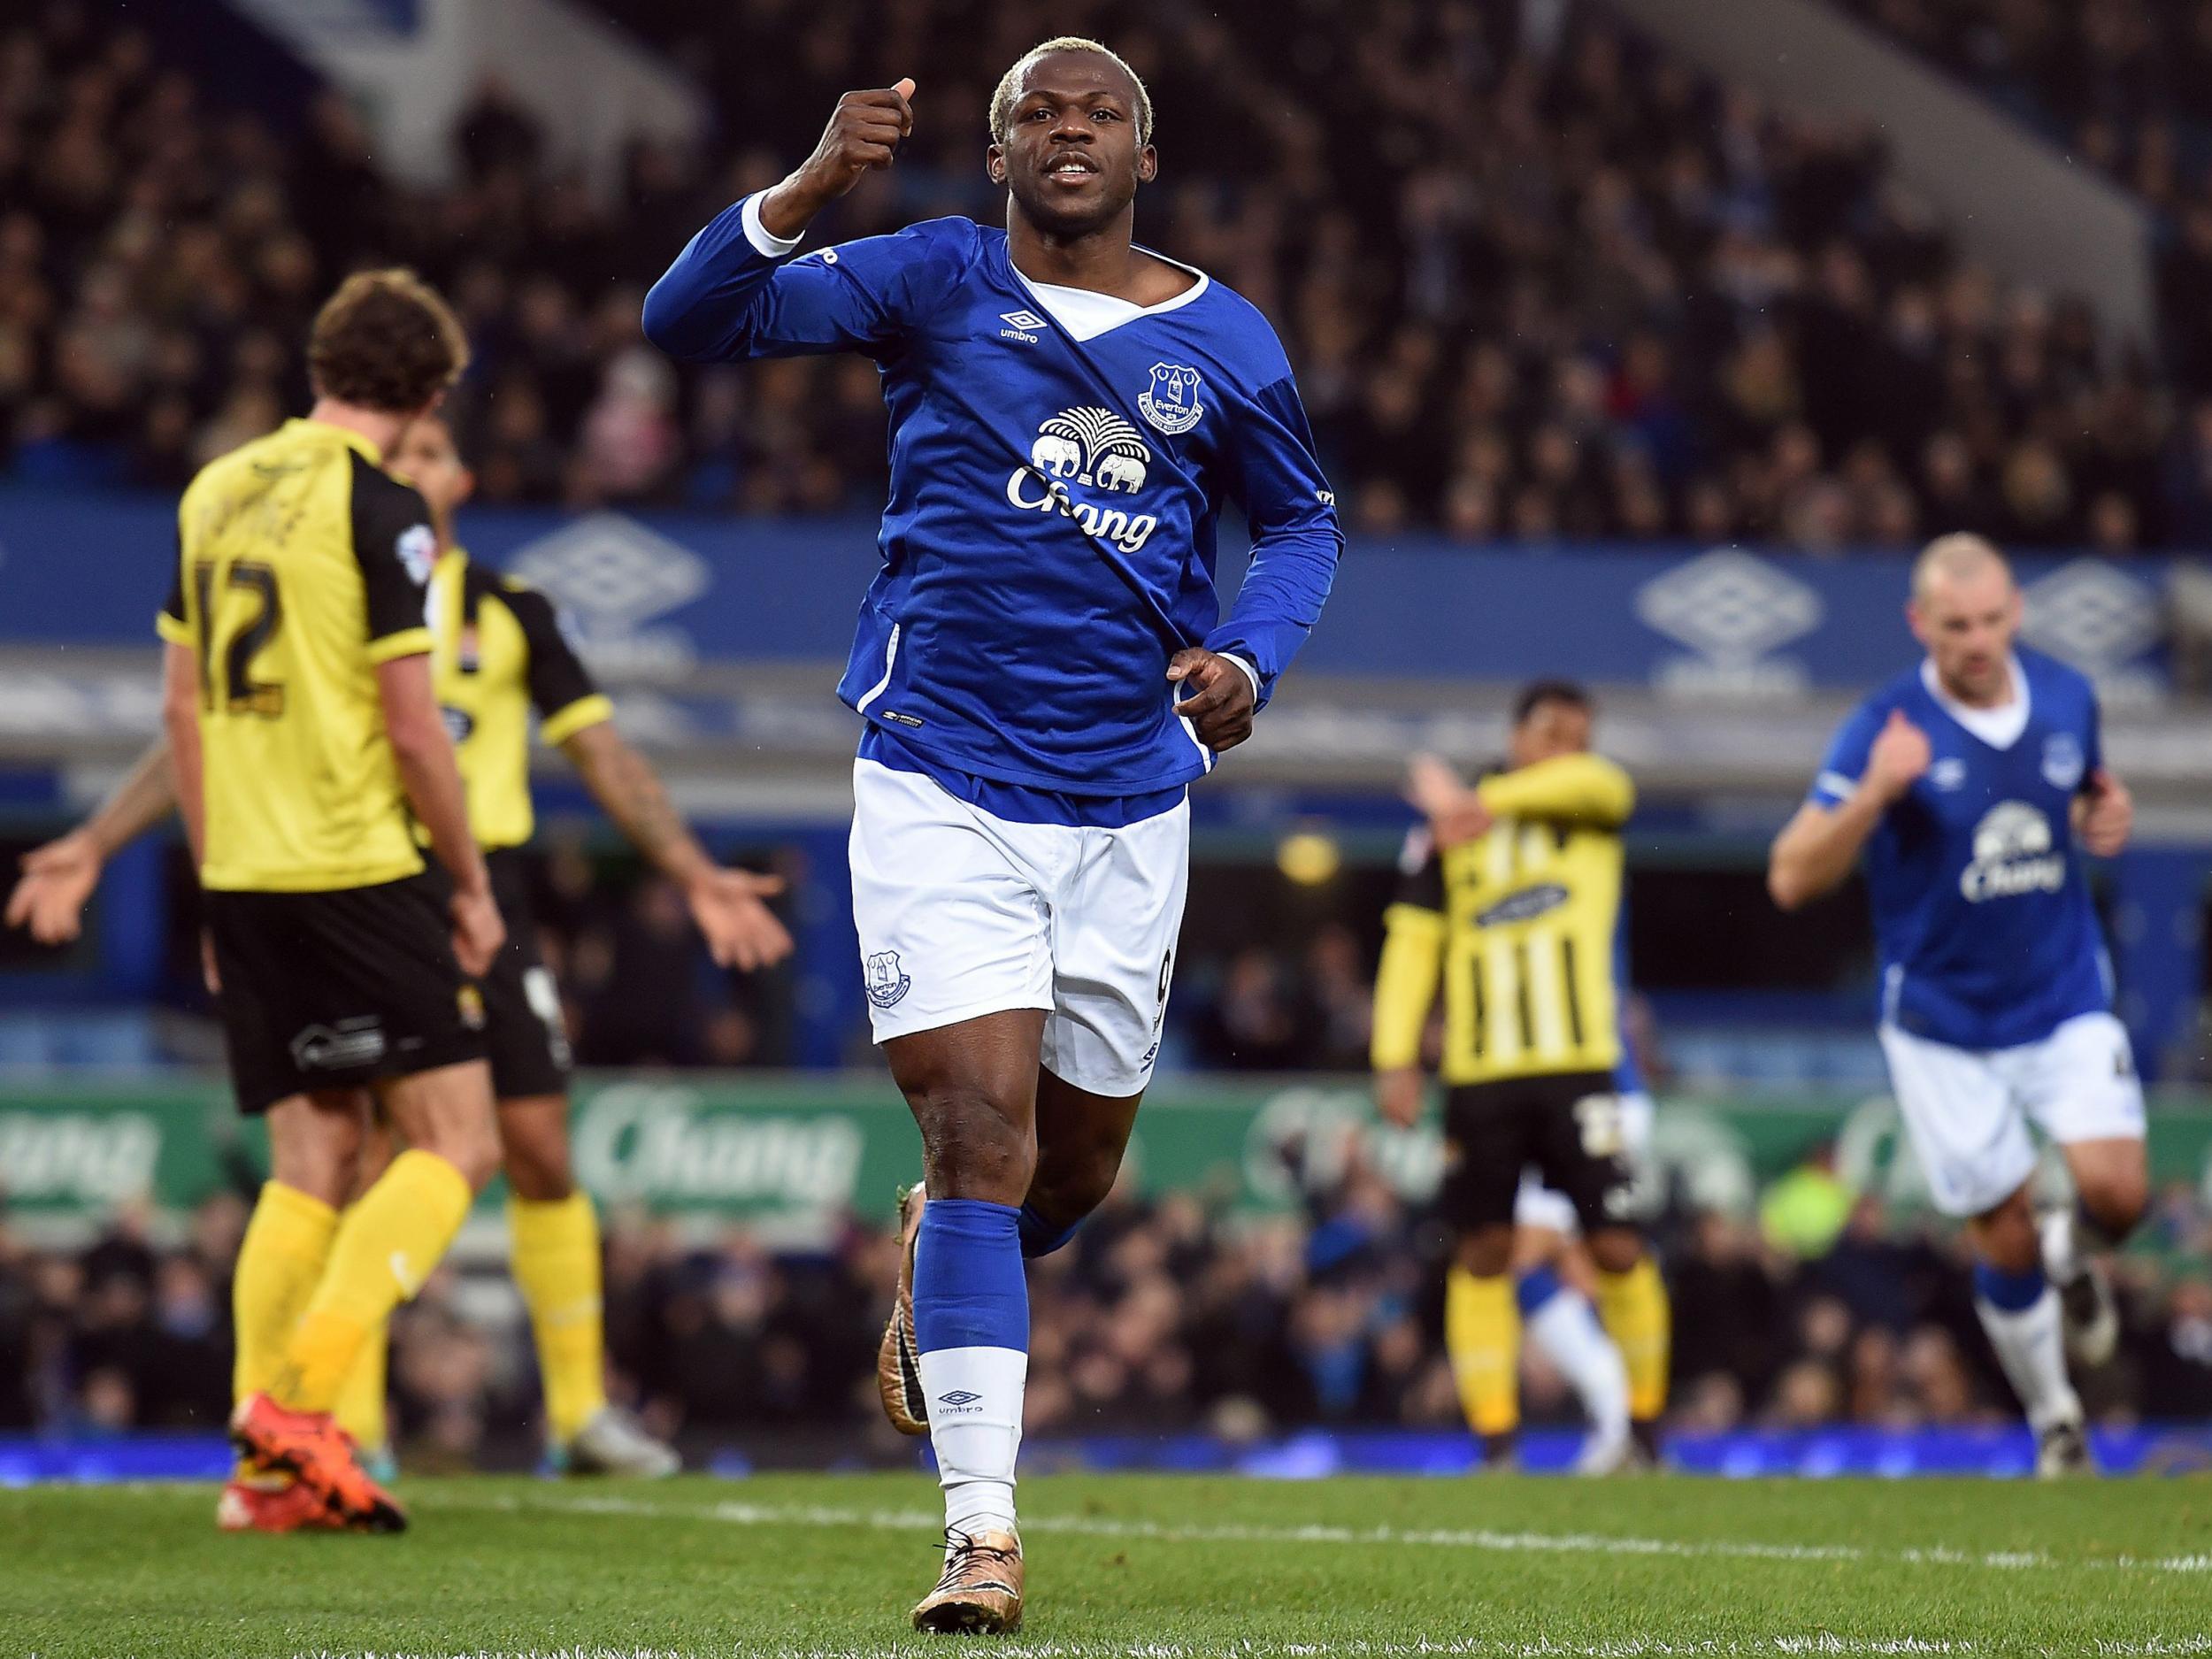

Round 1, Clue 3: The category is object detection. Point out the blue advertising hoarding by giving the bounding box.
[0,487,2178,700]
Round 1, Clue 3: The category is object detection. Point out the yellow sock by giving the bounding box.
[1596,1255,1671,1423]
[509,1191,609,1444]
[1444,1265,1520,1437]
[330,1309,389,1455]
[277,1149,472,1412]
[232,1181,338,1404]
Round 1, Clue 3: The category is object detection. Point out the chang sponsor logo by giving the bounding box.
[1960,801,2066,902]
[572,1083,867,1207]
[1005,407,1161,554]
[0,1111,161,1203]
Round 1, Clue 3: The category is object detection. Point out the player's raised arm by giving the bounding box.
[6,739,177,944]
[641,80,956,365]
[1769,706,1929,910]
[1478,752,1636,828]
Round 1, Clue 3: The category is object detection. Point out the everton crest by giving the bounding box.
[865,949,911,1009]
[1137,362,1205,436]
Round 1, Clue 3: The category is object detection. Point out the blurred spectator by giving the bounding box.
[4,1161,2211,1454]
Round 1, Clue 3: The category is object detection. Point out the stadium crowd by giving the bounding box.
[1839,0,2212,409]
[10,0,2212,550]
[6,1147,2208,1459]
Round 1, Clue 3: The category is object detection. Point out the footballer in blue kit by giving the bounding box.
[1769,534,2144,1476]
[643,37,1340,1631]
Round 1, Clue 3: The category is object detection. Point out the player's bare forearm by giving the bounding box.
[81,740,179,859]
[7,739,181,942]
[374,657,488,899]
[560,723,714,887]
[758,79,916,240]
[159,644,205,870]
[1768,790,1887,910]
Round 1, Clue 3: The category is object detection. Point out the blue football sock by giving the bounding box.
[1972,1258,2047,1313]
[1017,1201,1081,1260]
[1516,1263,1566,1317]
[910,1197,1028,1535]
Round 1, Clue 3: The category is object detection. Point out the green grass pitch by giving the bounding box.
[4,1472,2209,1657]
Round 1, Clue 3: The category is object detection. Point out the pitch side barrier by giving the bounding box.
[4,1073,2209,1248]
[4,1421,2211,1483]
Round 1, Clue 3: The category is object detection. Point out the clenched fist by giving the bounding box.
[759,80,916,240]
[1864,708,1932,803]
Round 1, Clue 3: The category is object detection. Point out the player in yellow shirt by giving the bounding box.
[152,270,498,1533]
[12,415,793,1479]
[1371,680,1670,1469]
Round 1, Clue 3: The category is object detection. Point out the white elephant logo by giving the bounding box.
[1030,433,1082,477]
[1094,452,1147,493]
[1027,408,1151,494]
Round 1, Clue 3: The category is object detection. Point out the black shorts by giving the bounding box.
[478,848,571,1100]
[1439,1070,1638,1236]
[205,872,487,1116]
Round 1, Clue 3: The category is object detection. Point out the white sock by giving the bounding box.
[2038,1209,2083,1286]
[917,1345,1026,1538]
[1525,1288,1630,1438]
[1975,1286,2081,1431]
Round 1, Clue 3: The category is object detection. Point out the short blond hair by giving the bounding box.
[990,36,1153,146]
[1912,532,2013,603]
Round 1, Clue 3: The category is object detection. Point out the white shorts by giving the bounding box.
[849,759,1188,1097]
[1878,1011,2145,1218]
[1513,1088,1655,1233]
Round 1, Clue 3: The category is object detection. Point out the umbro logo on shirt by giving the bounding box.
[999,310,1045,343]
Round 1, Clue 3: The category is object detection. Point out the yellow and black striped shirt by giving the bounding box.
[158,419,438,893]
[1371,753,1633,1086]
[425,549,611,853]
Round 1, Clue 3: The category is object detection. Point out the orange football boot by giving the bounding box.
[229,1391,406,1533]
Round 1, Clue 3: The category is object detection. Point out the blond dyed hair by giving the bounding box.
[1912,533,2014,603]
[989,36,1153,146]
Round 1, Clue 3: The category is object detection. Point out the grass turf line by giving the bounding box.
[2,1472,2208,1658]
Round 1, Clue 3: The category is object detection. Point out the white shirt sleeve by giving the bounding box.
[740,192,803,259]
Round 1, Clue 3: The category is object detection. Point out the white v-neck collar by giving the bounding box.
[1922,654,2031,750]
[1012,245,1210,342]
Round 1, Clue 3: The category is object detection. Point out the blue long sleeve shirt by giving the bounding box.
[643,195,1342,810]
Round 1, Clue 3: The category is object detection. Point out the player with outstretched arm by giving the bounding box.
[641,36,1340,1632]
[1768,534,2144,1475]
